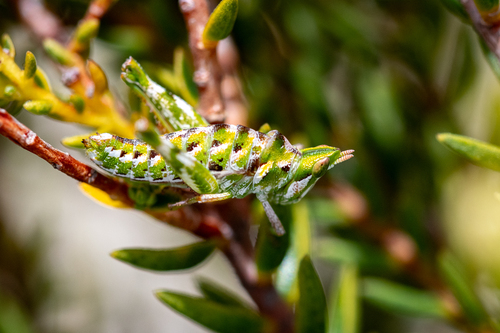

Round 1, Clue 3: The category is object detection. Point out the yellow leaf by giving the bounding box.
[79,183,129,209]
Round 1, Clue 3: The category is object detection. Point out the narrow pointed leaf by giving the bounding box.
[62,133,93,149]
[202,0,238,46]
[156,291,266,333]
[296,255,328,333]
[276,202,311,302]
[437,133,500,172]
[111,240,216,271]
[87,60,108,95]
[79,183,129,209]
[439,251,489,325]
[121,57,208,131]
[1,34,15,57]
[362,278,447,318]
[24,51,37,79]
[23,100,52,115]
[34,68,51,91]
[255,204,292,273]
[43,39,75,66]
[329,265,359,333]
[174,47,198,106]
[196,276,253,309]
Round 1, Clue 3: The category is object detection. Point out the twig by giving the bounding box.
[17,0,65,41]
[179,0,225,123]
[0,109,133,204]
[462,0,500,60]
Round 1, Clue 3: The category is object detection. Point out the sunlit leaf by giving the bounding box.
[156,291,266,333]
[196,276,253,309]
[437,133,500,172]
[329,265,359,333]
[79,183,129,209]
[296,255,327,333]
[111,240,216,271]
[202,0,238,47]
[362,278,447,318]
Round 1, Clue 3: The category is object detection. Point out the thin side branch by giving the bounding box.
[17,0,65,41]
[179,0,225,123]
[462,0,500,60]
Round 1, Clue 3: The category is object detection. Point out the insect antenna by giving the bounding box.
[334,149,355,165]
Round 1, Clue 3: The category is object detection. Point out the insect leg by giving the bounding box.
[156,137,219,194]
[260,200,285,236]
[168,192,232,209]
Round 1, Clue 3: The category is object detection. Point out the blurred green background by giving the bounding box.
[2,0,500,332]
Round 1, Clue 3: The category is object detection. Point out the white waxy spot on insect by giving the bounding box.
[120,153,133,163]
[107,149,122,158]
[104,146,113,153]
[176,154,196,168]
[99,133,113,140]
[284,175,312,200]
[133,154,147,166]
[210,142,230,155]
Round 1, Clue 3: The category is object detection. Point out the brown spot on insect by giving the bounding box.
[120,150,127,158]
[212,139,221,147]
[187,142,199,152]
[281,164,291,173]
[233,143,242,152]
[161,166,167,172]
[150,150,159,158]
[209,162,223,171]
[218,158,223,162]
[133,151,141,159]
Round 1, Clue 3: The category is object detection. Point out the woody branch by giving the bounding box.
[179,0,225,123]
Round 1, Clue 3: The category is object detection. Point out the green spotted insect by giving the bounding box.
[82,58,354,235]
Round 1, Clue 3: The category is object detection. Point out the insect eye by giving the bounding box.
[312,157,330,178]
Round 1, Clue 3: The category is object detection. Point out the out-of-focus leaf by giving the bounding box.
[1,34,15,58]
[439,251,490,325]
[173,47,199,106]
[61,133,93,149]
[439,0,470,22]
[480,39,500,82]
[111,240,216,271]
[156,291,266,333]
[276,202,311,302]
[255,204,292,273]
[23,51,37,79]
[202,0,238,46]
[317,238,396,274]
[437,133,500,172]
[196,276,253,310]
[79,183,129,209]
[0,292,33,333]
[23,100,52,115]
[362,278,447,318]
[43,39,75,66]
[329,265,359,333]
[358,69,404,151]
[473,0,499,13]
[296,255,327,333]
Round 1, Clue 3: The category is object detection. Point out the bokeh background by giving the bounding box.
[2,0,500,332]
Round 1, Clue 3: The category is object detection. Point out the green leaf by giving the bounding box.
[362,278,447,319]
[1,34,15,58]
[439,0,470,22]
[111,240,216,271]
[296,255,328,333]
[156,291,266,333]
[174,47,199,106]
[437,133,500,172]
[255,204,292,273]
[43,39,75,66]
[276,202,311,302]
[480,38,500,81]
[329,265,359,333]
[438,251,489,325]
[202,0,238,46]
[473,0,499,12]
[0,292,34,333]
[23,51,37,79]
[196,276,253,309]
[23,100,52,115]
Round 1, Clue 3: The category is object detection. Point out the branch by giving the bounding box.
[17,0,65,41]
[179,0,225,123]
[462,0,500,60]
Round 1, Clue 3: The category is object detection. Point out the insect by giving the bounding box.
[82,57,353,235]
[83,124,353,235]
